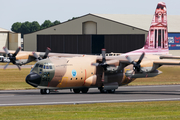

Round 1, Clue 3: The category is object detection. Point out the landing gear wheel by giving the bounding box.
[107,89,115,93]
[73,89,80,93]
[40,89,50,94]
[81,88,89,93]
[99,89,107,93]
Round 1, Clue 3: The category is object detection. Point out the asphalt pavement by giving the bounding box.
[0,85,180,106]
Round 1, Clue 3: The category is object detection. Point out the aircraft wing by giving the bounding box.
[153,59,180,65]
[96,55,180,67]
[160,55,180,59]
[0,49,90,59]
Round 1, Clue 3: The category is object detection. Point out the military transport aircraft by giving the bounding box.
[1,2,180,94]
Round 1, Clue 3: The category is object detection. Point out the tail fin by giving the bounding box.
[125,2,169,55]
[144,2,168,51]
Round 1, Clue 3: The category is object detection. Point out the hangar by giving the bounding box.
[0,28,21,51]
[24,14,180,55]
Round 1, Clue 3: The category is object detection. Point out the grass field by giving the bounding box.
[0,68,33,90]
[0,66,180,90]
[0,101,180,119]
[129,66,180,86]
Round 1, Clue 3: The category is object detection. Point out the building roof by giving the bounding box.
[94,14,180,33]
[0,27,14,33]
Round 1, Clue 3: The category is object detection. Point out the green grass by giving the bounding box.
[0,68,34,90]
[0,101,180,120]
[129,66,180,86]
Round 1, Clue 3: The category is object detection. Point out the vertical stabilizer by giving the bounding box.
[125,2,169,55]
[144,2,168,50]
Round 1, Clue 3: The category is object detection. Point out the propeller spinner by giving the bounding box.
[126,52,145,72]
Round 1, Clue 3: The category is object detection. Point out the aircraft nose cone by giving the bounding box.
[26,72,41,87]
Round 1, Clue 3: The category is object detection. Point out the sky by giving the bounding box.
[1,0,180,31]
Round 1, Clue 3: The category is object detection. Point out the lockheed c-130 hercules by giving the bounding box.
[2,2,180,94]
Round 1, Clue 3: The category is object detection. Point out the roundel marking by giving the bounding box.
[72,69,77,78]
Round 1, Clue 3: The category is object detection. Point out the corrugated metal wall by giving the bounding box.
[37,34,144,54]
[37,35,91,54]
[105,34,145,53]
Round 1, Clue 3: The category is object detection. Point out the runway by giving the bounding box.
[0,85,180,106]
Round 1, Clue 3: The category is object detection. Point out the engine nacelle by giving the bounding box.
[140,60,160,73]
[125,69,162,78]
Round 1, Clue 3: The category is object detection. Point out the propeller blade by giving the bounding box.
[102,49,106,63]
[42,47,51,59]
[91,63,99,66]
[137,52,145,64]
[13,47,21,57]
[3,47,10,56]
[4,62,10,70]
[32,52,42,60]
[16,65,21,71]
[126,55,133,63]
[127,70,135,79]
[102,71,105,82]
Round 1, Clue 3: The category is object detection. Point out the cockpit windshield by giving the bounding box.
[31,62,53,73]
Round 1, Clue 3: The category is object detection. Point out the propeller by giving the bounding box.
[91,49,109,82]
[3,47,21,70]
[33,47,51,61]
[125,52,145,78]
[91,49,108,70]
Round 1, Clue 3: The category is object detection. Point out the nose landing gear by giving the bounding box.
[40,89,50,94]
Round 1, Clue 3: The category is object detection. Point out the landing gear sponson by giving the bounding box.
[40,88,116,94]
[40,88,90,94]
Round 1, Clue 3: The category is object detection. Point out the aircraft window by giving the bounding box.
[46,66,49,69]
[40,69,42,71]
[39,65,43,68]
[49,66,52,69]
[43,65,46,69]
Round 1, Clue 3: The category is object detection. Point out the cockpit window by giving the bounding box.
[39,64,43,68]
[43,65,52,69]
[49,66,52,69]
[46,66,49,69]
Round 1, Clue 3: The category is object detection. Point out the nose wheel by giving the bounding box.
[40,89,50,94]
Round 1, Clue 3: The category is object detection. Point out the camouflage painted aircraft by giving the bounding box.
[2,2,180,94]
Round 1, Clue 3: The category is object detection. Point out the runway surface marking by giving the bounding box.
[0,98,180,106]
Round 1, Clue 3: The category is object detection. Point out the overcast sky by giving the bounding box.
[1,0,180,30]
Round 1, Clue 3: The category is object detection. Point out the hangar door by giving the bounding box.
[37,35,91,54]
[37,34,144,54]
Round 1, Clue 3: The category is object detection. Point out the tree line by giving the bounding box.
[11,20,60,38]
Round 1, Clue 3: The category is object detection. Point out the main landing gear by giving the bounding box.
[73,88,89,93]
[99,88,116,93]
